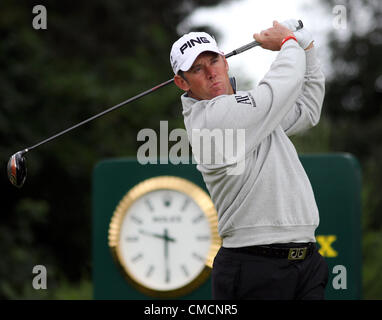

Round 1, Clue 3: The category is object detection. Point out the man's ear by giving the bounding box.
[174,74,190,92]
[222,55,229,72]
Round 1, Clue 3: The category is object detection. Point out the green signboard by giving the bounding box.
[92,153,362,300]
[302,153,362,299]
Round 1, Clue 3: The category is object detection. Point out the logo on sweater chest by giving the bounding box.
[234,93,256,107]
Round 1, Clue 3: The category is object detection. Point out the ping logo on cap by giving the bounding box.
[170,31,221,74]
[180,37,211,54]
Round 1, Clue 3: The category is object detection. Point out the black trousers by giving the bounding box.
[211,243,329,300]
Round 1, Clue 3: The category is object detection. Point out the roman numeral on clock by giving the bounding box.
[163,193,172,207]
[180,264,189,277]
[192,252,205,262]
[131,253,143,263]
[145,265,154,278]
[196,235,210,241]
[180,197,190,212]
[192,213,204,224]
[144,199,154,212]
[131,215,143,225]
[125,236,139,242]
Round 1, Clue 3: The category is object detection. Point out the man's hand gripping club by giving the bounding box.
[253,21,295,51]
[253,20,313,51]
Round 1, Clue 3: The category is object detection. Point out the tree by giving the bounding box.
[319,0,382,299]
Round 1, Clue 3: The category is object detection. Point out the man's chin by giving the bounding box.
[210,88,228,99]
[190,87,229,100]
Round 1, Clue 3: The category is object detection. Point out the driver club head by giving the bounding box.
[7,150,27,188]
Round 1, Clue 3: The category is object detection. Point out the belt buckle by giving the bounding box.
[288,247,307,260]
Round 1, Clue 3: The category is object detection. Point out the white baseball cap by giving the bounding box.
[170,32,223,74]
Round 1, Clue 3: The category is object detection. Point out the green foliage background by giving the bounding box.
[0,0,222,299]
[1,0,381,299]
[315,0,382,299]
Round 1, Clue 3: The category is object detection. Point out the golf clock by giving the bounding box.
[108,176,221,298]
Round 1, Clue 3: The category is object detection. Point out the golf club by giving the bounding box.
[7,20,303,188]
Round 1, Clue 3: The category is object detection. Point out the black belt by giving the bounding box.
[227,243,316,260]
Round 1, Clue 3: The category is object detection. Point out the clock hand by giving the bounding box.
[164,228,170,283]
[139,229,176,242]
[139,228,174,284]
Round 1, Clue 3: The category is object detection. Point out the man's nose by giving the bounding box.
[205,66,216,79]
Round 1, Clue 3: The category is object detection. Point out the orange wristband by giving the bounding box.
[281,35,297,47]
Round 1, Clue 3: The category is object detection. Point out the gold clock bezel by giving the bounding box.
[108,175,221,298]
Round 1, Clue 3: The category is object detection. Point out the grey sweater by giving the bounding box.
[181,40,325,247]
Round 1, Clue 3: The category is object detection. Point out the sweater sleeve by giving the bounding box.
[204,40,306,159]
[280,46,325,136]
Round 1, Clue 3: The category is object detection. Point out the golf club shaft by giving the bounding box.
[225,40,261,58]
[225,20,303,58]
[24,21,303,153]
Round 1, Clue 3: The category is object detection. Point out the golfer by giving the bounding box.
[170,20,328,299]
